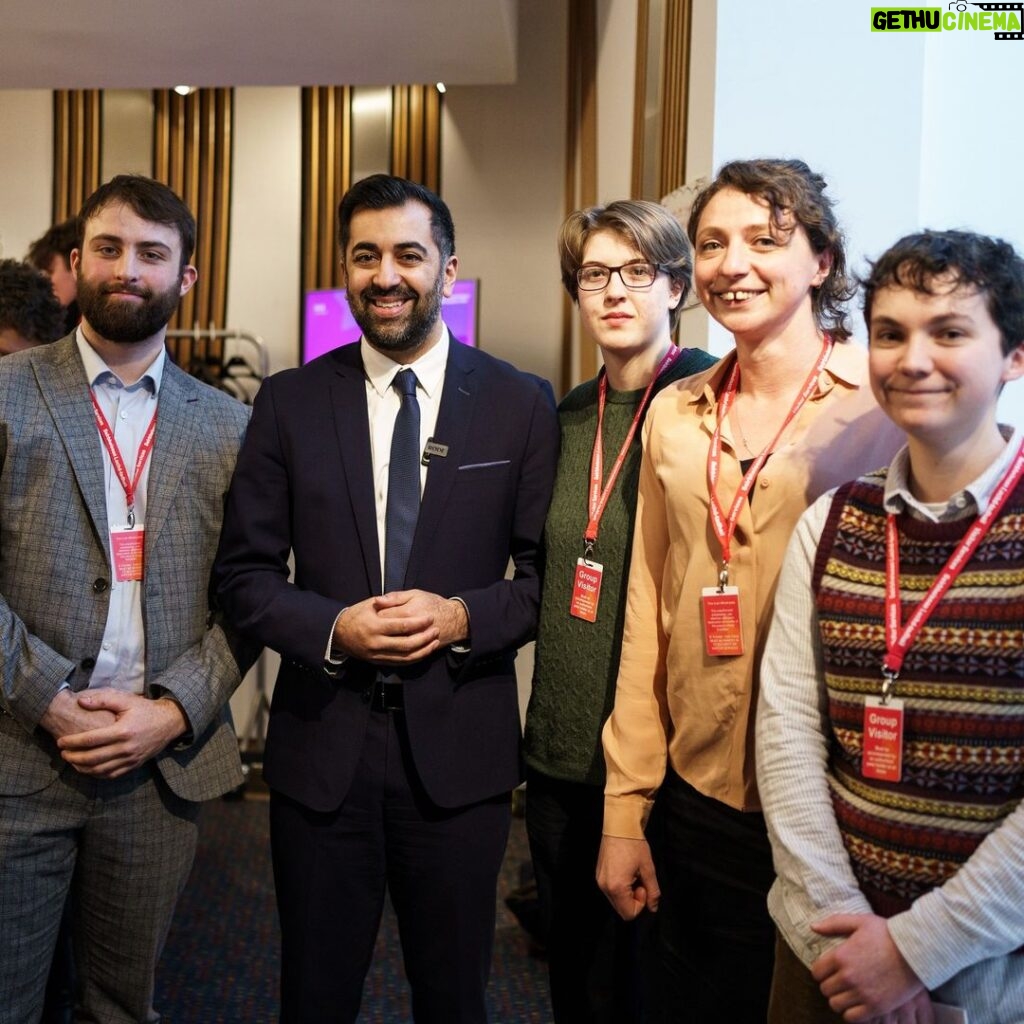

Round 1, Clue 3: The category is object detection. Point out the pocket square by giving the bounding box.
[457,460,511,471]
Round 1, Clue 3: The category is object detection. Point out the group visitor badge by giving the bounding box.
[864,439,1024,782]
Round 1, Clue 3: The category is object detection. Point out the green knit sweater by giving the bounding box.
[523,348,717,786]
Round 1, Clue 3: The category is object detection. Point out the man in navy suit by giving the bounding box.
[214,174,559,1023]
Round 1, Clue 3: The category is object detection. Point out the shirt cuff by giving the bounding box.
[449,596,471,654]
[324,607,349,675]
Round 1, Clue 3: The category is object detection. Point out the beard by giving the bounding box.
[346,273,444,355]
[76,274,183,345]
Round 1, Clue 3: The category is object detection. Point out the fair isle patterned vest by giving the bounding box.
[812,470,1024,918]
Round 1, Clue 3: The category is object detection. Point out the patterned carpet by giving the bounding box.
[156,790,552,1023]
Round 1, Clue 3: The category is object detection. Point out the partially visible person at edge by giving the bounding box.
[27,217,81,335]
[757,229,1024,1024]
[595,158,905,1023]
[0,258,66,355]
[523,200,716,1024]
[0,257,79,1023]
[0,174,252,1023]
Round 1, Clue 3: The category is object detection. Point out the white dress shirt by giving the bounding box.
[76,330,165,693]
[325,329,453,664]
[361,329,449,590]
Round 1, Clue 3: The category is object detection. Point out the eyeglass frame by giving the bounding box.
[575,260,667,292]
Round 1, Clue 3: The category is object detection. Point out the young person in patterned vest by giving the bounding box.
[757,229,1024,1024]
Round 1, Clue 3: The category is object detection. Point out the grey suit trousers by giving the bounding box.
[0,737,198,1024]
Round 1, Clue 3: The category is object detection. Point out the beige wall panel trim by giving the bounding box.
[631,0,651,200]
[212,90,232,326]
[563,0,599,389]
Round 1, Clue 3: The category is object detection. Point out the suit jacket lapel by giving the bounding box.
[32,337,109,550]
[404,344,476,585]
[329,346,383,594]
[145,361,200,548]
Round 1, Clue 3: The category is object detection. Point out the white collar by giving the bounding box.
[361,326,450,401]
[883,426,1021,522]
[75,327,166,395]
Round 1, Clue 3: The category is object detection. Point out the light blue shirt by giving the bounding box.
[75,330,165,693]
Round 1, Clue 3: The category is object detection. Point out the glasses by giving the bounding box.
[576,261,664,291]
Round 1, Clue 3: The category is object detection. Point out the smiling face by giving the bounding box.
[72,202,195,346]
[692,187,830,345]
[869,279,1024,453]
[341,200,457,361]
[576,229,682,367]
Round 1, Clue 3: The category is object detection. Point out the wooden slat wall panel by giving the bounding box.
[563,0,599,392]
[658,0,692,196]
[630,0,693,199]
[301,86,352,292]
[53,90,102,223]
[153,88,233,369]
[391,85,441,193]
[302,84,441,298]
[631,0,651,200]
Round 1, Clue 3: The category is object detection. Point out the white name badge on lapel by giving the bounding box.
[110,525,145,582]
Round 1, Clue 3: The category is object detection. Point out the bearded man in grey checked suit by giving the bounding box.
[0,175,251,1023]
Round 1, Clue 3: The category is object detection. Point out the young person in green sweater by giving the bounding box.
[758,229,1024,1024]
[523,200,716,1023]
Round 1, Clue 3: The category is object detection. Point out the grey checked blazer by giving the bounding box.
[0,334,251,801]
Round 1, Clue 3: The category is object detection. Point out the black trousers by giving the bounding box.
[645,769,776,1024]
[271,708,511,1024]
[525,768,646,1024]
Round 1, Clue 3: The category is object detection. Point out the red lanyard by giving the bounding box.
[707,336,832,575]
[585,345,679,551]
[882,439,1024,694]
[90,390,157,528]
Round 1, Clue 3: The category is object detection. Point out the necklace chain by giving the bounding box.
[731,400,757,456]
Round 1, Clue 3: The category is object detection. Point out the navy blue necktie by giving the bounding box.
[384,369,421,593]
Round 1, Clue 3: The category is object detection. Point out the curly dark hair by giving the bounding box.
[0,259,66,344]
[861,229,1024,356]
[687,158,852,341]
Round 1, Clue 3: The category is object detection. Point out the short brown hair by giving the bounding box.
[77,175,196,269]
[559,200,692,333]
[26,219,79,273]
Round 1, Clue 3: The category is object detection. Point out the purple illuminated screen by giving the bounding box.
[302,279,479,363]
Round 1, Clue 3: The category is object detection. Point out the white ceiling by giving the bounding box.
[1,0,518,90]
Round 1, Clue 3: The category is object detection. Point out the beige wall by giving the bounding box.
[225,87,303,375]
[442,0,567,387]
[0,90,53,262]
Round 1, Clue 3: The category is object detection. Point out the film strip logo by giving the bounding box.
[968,1,1024,38]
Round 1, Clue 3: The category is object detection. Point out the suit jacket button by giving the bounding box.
[92,578,109,593]
[80,657,96,670]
